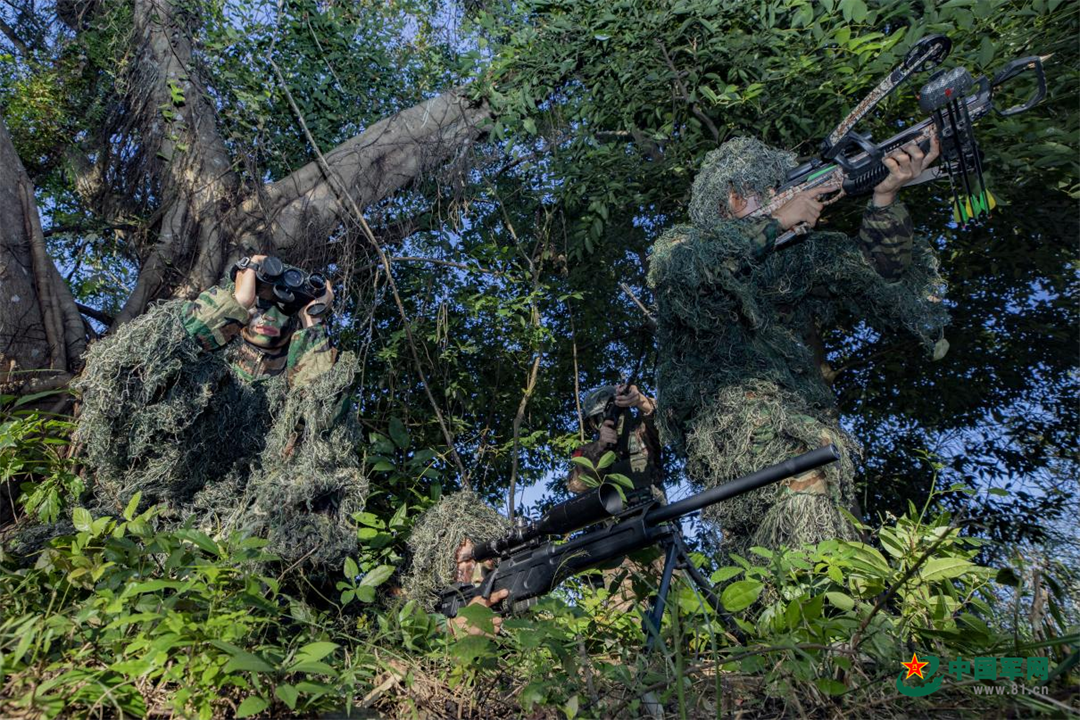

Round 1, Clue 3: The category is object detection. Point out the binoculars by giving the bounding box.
[230,256,329,317]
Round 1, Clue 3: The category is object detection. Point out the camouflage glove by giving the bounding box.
[181,285,249,351]
[287,324,337,389]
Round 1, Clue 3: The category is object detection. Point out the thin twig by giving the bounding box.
[267,10,467,480]
[620,282,657,330]
[655,40,721,143]
[76,303,114,326]
[390,256,502,276]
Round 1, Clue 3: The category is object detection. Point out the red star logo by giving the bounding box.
[901,652,930,680]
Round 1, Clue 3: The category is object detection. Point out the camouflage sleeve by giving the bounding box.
[287,324,338,389]
[856,200,913,281]
[181,285,248,351]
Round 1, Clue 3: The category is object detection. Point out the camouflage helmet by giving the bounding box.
[582,385,617,420]
[688,136,797,233]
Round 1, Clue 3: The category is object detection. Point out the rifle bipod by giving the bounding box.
[641,527,744,652]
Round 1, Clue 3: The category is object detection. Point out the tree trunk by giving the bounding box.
[0,118,86,393]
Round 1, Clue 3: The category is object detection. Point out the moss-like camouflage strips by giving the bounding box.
[402,491,511,610]
[689,136,797,232]
[648,139,948,555]
[65,297,366,570]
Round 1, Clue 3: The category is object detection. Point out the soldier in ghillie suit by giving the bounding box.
[567,384,662,495]
[59,254,367,571]
[647,136,949,558]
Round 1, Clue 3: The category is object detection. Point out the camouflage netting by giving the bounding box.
[19,295,368,570]
[648,139,949,555]
[683,380,860,559]
[689,136,797,231]
[402,491,511,610]
[72,300,278,514]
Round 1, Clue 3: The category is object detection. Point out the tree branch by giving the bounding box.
[656,40,721,143]
[231,88,491,253]
[0,16,30,57]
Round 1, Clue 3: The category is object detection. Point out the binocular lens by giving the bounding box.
[283,268,304,288]
[273,286,296,304]
[309,274,326,291]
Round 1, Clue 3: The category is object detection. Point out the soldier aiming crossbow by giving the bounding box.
[647,35,1046,558]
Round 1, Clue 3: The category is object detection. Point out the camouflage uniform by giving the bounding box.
[64,281,367,570]
[647,138,949,558]
[566,389,666,611]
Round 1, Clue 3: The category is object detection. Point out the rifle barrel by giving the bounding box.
[644,445,840,525]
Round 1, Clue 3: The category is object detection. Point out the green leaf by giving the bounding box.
[287,660,336,675]
[389,417,410,449]
[597,450,616,469]
[123,492,142,522]
[523,117,537,135]
[815,678,847,696]
[72,507,92,533]
[235,695,268,718]
[825,591,855,611]
[275,684,299,710]
[344,557,359,579]
[710,566,743,584]
[296,642,339,663]
[919,557,975,582]
[450,634,494,663]
[353,512,386,529]
[456,602,496,635]
[223,651,275,674]
[605,473,634,490]
[358,564,395,588]
[569,456,596,470]
[720,579,763,612]
[988,487,1009,497]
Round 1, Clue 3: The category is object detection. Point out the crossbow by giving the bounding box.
[748,34,1049,249]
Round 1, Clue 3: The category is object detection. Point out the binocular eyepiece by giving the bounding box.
[231,256,329,317]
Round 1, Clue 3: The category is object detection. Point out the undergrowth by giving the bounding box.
[0,413,1077,719]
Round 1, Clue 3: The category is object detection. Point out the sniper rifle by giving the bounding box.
[435,445,841,627]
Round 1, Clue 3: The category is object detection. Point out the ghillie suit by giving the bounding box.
[402,491,510,610]
[647,138,949,558]
[63,284,367,570]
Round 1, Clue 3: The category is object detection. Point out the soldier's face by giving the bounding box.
[728,188,776,219]
[244,305,293,348]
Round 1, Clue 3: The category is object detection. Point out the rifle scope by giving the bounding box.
[644,445,840,525]
[471,484,624,562]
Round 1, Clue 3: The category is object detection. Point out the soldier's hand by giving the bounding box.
[233,254,268,310]
[873,134,940,207]
[448,589,510,638]
[615,384,655,414]
[771,184,839,230]
[598,419,618,448]
[299,282,334,329]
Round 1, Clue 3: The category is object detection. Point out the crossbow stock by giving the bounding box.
[748,34,1049,249]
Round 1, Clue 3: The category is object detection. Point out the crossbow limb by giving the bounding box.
[748,36,1048,250]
